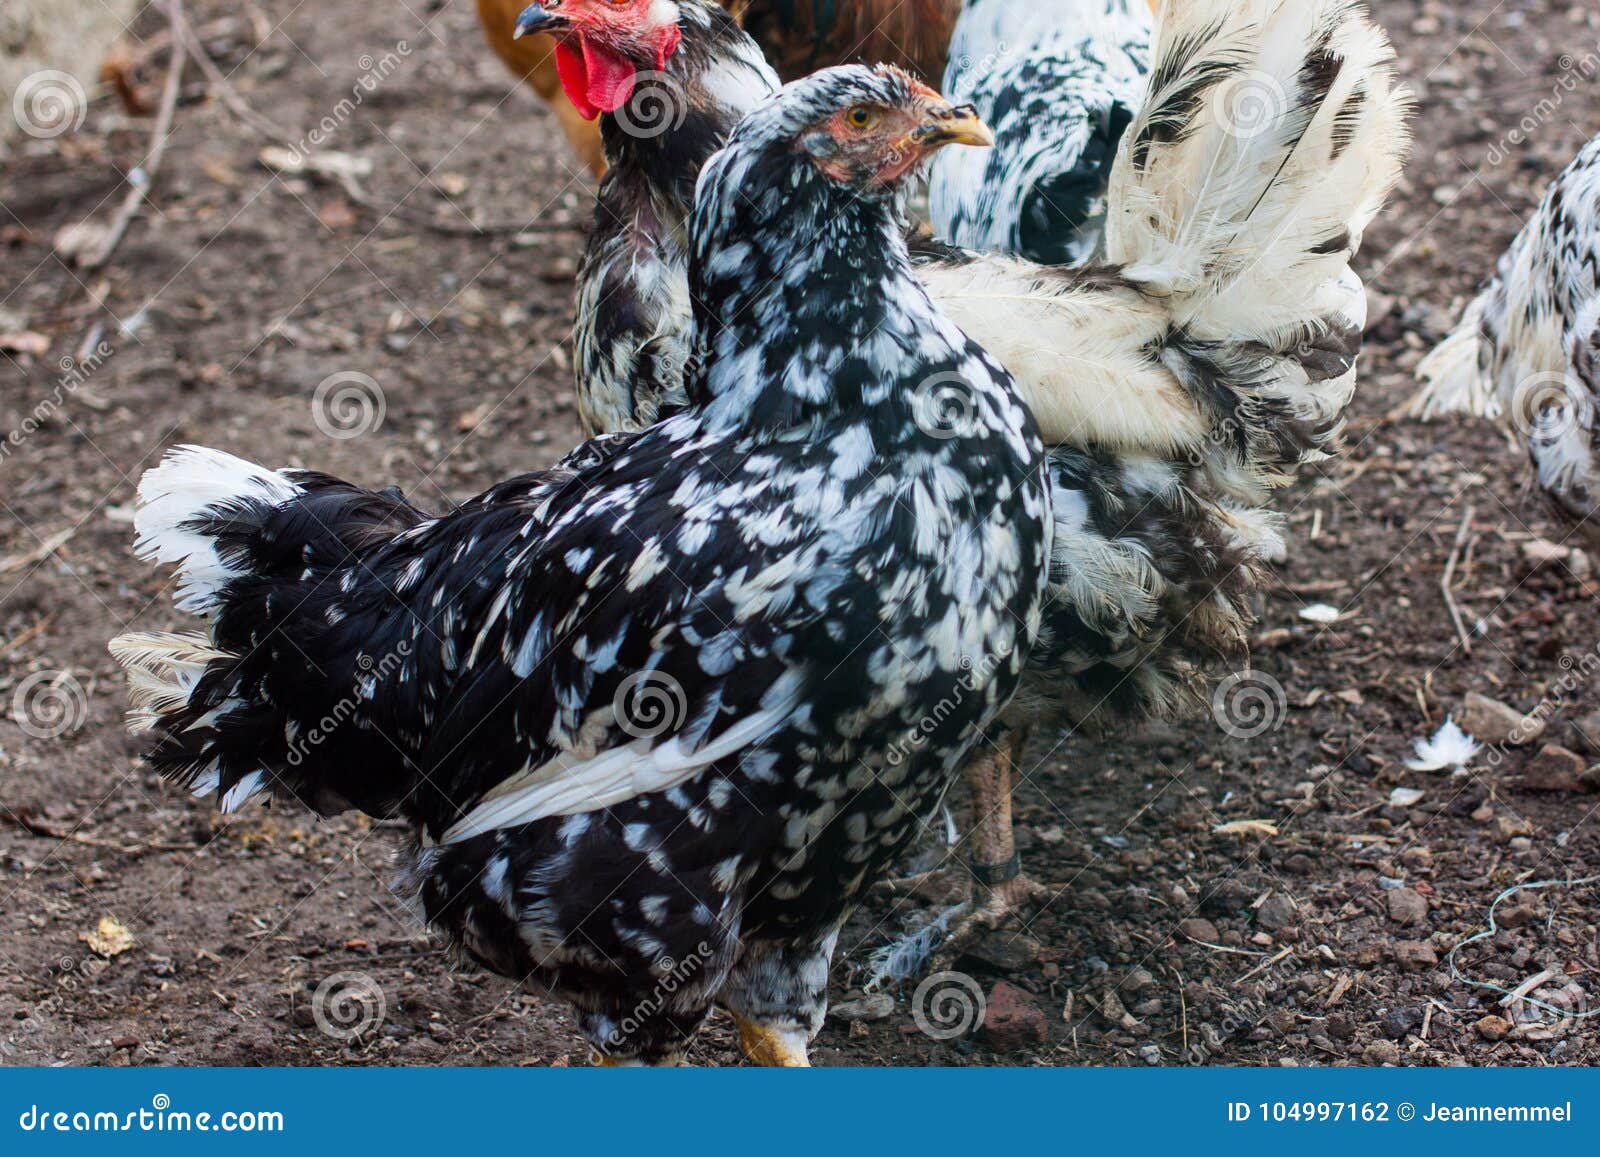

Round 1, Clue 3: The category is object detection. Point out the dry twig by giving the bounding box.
[78,0,188,270]
[1440,505,1476,656]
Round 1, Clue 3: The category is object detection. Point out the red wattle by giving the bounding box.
[554,42,598,120]
[580,36,639,115]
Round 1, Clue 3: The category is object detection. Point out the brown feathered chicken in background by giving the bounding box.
[475,0,961,175]
[477,0,609,175]
[733,0,958,82]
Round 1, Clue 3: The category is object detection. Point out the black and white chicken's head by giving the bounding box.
[514,0,687,117]
[686,65,1000,425]
[717,65,992,201]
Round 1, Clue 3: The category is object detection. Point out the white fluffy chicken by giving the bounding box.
[911,0,1408,943]
[930,0,1155,267]
[1412,135,1600,542]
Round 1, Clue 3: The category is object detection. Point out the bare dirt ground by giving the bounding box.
[1,0,1598,1068]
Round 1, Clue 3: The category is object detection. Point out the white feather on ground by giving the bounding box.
[1405,717,1482,772]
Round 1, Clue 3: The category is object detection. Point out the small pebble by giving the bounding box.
[1363,1039,1401,1065]
[1386,887,1429,926]
[1474,1015,1512,1042]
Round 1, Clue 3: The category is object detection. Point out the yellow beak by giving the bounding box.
[908,102,995,152]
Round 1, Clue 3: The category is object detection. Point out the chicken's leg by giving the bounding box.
[931,727,1055,964]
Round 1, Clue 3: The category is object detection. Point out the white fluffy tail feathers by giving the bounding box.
[1109,0,1411,338]
[113,444,299,814]
[132,445,302,617]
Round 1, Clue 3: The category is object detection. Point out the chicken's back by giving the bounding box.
[931,0,1152,266]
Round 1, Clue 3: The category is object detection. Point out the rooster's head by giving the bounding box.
[514,0,685,119]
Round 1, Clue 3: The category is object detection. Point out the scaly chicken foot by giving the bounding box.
[730,1012,811,1067]
[926,728,1062,970]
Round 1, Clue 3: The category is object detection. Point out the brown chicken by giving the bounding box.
[475,0,961,175]
[477,0,609,175]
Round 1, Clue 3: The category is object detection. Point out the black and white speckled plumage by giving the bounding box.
[113,66,1052,1064]
[929,0,1151,267]
[1415,133,1600,542]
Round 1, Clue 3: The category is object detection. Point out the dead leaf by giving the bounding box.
[0,331,50,356]
[201,158,242,188]
[81,916,135,957]
[317,199,360,229]
[1212,819,1280,838]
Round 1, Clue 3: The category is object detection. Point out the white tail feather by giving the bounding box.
[133,445,301,616]
[928,0,1409,463]
[1109,0,1410,332]
[108,631,233,734]
[1410,294,1501,419]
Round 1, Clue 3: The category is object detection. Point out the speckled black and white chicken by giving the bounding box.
[111,67,1052,1066]
[1411,133,1600,543]
[929,0,1155,267]
[541,0,1409,945]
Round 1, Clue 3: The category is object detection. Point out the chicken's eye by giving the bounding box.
[846,106,878,130]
